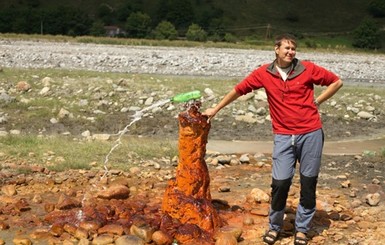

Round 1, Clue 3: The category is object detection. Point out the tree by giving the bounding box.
[97,4,115,25]
[368,0,385,18]
[0,9,13,33]
[352,19,381,49]
[125,12,152,38]
[186,23,207,41]
[161,0,195,34]
[90,20,106,37]
[116,1,142,22]
[41,6,92,36]
[152,21,178,40]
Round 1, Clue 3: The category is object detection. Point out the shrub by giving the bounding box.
[186,23,207,42]
[125,12,152,38]
[152,21,178,40]
[90,20,106,37]
[224,33,237,43]
[352,19,381,49]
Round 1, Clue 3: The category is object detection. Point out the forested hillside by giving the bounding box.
[1,0,385,49]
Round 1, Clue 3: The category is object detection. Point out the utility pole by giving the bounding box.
[41,21,43,35]
[265,24,271,39]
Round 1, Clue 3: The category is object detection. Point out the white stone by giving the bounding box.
[357,111,374,119]
[144,97,154,106]
[81,130,91,137]
[39,86,50,96]
[92,134,110,141]
[9,130,21,135]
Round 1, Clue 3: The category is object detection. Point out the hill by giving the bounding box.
[1,0,385,49]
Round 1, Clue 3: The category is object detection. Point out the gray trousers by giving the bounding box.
[268,129,324,233]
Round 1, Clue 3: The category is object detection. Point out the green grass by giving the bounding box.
[0,135,177,172]
[380,147,385,157]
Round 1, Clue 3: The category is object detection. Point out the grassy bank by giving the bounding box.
[1,67,384,171]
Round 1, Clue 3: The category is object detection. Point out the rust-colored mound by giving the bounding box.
[161,103,222,244]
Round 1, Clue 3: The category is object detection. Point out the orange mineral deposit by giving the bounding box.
[161,102,222,244]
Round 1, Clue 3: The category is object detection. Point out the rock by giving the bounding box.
[372,178,381,185]
[239,154,250,163]
[92,134,111,141]
[98,224,124,236]
[215,233,238,245]
[79,220,103,231]
[204,88,215,100]
[0,92,15,103]
[365,105,375,112]
[50,118,58,124]
[246,188,270,203]
[129,167,141,174]
[365,193,381,206]
[15,81,31,92]
[0,114,8,124]
[340,180,351,188]
[115,235,145,245]
[229,158,240,166]
[13,237,32,245]
[42,77,54,86]
[247,105,258,113]
[74,227,89,240]
[214,225,243,241]
[50,223,65,236]
[234,114,257,124]
[56,195,81,210]
[216,155,231,165]
[130,224,154,243]
[1,184,17,196]
[218,186,231,192]
[10,129,21,135]
[238,93,254,101]
[255,107,267,116]
[243,216,254,225]
[0,221,10,230]
[152,230,173,245]
[78,238,90,245]
[91,234,114,245]
[81,130,91,137]
[57,108,72,119]
[255,90,267,101]
[129,106,141,111]
[96,184,130,199]
[79,99,89,106]
[39,86,50,96]
[144,96,154,106]
[357,111,374,119]
[249,205,269,216]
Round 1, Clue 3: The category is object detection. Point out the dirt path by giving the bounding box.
[207,137,385,155]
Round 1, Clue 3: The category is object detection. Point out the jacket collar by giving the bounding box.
[267,58,305,79]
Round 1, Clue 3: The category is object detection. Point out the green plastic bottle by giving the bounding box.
[170,90,201,103]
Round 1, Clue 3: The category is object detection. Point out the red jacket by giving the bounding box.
[235,58,339,135]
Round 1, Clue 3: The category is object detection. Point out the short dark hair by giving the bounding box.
[274,33,297,48]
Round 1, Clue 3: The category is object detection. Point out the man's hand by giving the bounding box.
[202,108,217,122]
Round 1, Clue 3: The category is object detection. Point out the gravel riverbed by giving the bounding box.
[1,39,385,85]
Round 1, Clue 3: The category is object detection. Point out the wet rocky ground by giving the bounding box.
[0,151,384,245]
[0,39,384,244]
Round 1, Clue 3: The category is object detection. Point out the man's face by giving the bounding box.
[275,40,296,66]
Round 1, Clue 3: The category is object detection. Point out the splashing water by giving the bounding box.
[101,98,172,179]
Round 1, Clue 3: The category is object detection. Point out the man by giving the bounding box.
[203,33,343,245]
